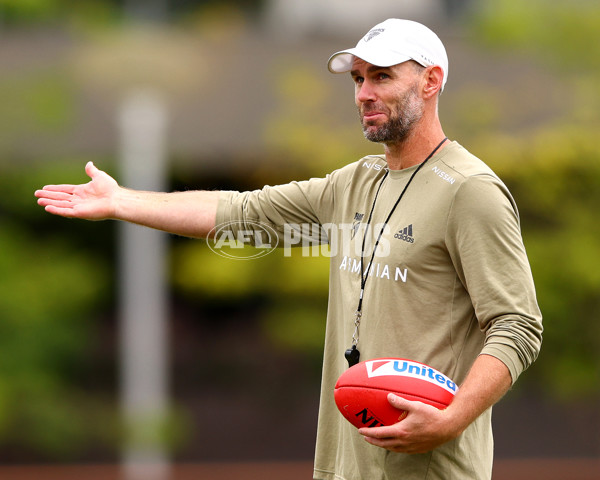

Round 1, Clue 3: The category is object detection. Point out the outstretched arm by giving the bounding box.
[35,162,219,238]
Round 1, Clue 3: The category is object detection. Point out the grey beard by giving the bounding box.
[360,86,423,144]
[362,113,418,144]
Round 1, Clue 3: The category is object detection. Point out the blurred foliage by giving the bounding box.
[0,162,115,458]
[1,0,599,462]
[174,243,330,299]
[0,68,75,154]
[476,127,600,400]
[0,0,265,26]
[0,0,119,26]
[473,0,600,71]
[469,0,600,400]
[172,242,330,360]
[263,63,373,176]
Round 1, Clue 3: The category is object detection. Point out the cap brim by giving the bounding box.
[328,48,412,74]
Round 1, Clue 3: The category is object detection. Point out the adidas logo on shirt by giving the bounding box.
[394,224,415,243]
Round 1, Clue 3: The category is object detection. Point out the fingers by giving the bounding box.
[35,186,79,215]
[33,188,78,216]
[34,185,75,199]
[35,185,77,196]
[34,162,116,220]
[35,189,77,215]
[359,424,410,453]
[38,198,74,209]
[358,395,447,454]
[42,204,78,217]
[34,162,100,199]
[387,393,413,412]
[36,196,77,217]
[359,421,418,454]
[360,425,399,440]
[85,161,98,179]
[358,395,415,443]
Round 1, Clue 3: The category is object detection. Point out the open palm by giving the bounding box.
[35,162,119,220]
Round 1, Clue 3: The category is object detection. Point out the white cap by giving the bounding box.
[327,19,449,91]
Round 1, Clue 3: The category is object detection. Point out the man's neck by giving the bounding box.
[384,126,448,170]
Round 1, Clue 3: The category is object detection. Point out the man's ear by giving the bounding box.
[422,65,444,99]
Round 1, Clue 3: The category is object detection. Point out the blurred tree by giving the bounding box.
[0,0,119,27]
[0,0,266,26]
[470,0,600,399]
[0,163,115,459]
[477,127,600,400]
[474,0,600,71]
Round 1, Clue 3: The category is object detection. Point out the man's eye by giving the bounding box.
[353,76,364,84]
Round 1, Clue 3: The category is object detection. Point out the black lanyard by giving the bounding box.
[345,137,448,367]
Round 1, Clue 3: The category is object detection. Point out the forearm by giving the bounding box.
[114,188,220,238]
[444,354,512,436]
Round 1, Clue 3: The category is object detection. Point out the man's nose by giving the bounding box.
[356,80,377,103]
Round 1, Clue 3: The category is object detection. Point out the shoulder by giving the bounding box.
[330,154,388,179]
[430,142,519,220]
[255,154,387,200]
[431,142,513,204]
[433,142,499,182]
[307,154,388,194]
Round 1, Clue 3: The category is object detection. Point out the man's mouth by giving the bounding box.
[363,112,384,121]
[361,106,388,123]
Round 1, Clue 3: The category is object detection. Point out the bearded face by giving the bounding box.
[359,83,424,144]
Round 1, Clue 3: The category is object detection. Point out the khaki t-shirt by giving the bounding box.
[216,141,543,480]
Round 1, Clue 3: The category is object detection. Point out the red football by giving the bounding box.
[334,358,458,428]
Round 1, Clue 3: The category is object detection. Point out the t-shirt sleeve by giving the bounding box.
[446,174,543,383]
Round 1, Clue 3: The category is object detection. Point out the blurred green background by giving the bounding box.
[1,0,599,466]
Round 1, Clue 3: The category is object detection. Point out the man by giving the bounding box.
[36,19,542,480]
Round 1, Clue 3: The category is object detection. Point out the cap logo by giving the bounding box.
[363,28,384,42]
[419,53,434,65]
